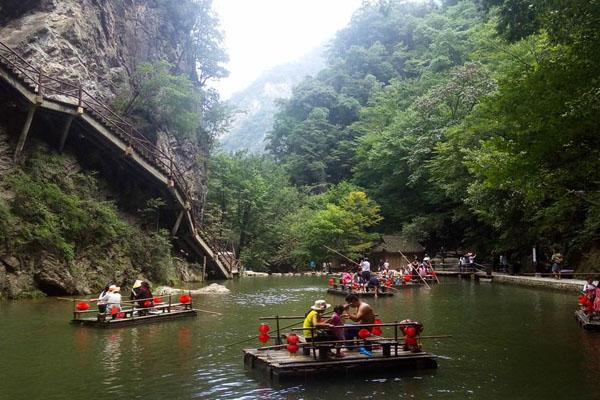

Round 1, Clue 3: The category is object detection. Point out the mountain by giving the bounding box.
[219,47,325,153]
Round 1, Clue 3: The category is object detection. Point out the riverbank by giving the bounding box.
[436,271,585,293]
[242,271,329,277]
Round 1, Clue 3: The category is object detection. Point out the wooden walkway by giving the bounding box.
[0,40,232,278]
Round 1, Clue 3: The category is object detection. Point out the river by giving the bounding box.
[0,276,598,400]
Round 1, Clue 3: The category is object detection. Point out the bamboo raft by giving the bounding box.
[243,321,437,382]
[71,294,197,328]
[574,309,600,331]
[327,287,394,297]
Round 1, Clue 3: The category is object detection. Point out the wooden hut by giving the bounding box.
[369,235,425,269]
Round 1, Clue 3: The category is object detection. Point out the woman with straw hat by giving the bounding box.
[303,300,335,342]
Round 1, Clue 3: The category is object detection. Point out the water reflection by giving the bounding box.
[101,329,123,389]
[1,277,600,399]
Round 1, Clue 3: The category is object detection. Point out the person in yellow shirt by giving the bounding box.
[303,300,333,341]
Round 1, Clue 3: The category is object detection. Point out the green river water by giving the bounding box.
[0,276,598,400]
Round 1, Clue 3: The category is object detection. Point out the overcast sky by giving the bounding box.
[212,0,362,99]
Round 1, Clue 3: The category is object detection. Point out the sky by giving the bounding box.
[212,0,363,99]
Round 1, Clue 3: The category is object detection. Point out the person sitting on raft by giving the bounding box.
[327,305,346,358]
[90,283,111,314]
[131,280,153,315]
[303,300,335,342]
[343,294,376,340]
[100,285,122,318]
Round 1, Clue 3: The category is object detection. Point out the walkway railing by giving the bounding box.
[0,40,236,277]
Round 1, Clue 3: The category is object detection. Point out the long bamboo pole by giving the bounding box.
[323,245,361,267]
[397,249,431,289]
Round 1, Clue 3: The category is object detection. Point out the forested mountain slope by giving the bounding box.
[220,47,325,153]
[207,0,600,272]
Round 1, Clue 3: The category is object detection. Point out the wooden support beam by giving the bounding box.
[13,104,37,162]
[58,115,75,153]
[171,209,185,237]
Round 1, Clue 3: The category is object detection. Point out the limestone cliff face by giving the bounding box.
[0,0,207,209]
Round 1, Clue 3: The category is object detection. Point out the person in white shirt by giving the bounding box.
[100,285,122,317]
[583,277,597,294]
[360,258,371,283]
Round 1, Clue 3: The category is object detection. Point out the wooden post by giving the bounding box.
[394,321,398,356]
[275,316,281,345]
[58,115,74,153]
[13,104,37,162]
[171,209,185,237]
[202,256,207,282]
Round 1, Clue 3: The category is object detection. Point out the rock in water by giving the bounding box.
[155,283,230,295]
[191,283,230,294]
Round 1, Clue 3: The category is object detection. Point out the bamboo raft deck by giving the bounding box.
[243,345,437,381]
[327,288,394,297]
[574,309,600,331]
[71,293,197,328]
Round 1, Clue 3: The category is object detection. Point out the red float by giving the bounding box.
[258,333,270,343]
[374,319,382,325]
[358,328,370,339]
[75,302,90,311]
[116,312,126,319]
[153,296,162,304]
[143,300,152,307]
[578,295,587,305]
[287,334,299,345]
[287,344,299,353]
[110,306,119,315]
[372,327,382,336]
[403,275,412,283]
[328,278,334,286]
[259,323,270,334]
[405,336,418,346]
[405,326,417,337]
[352,283,360,290]
[179,294,191,304]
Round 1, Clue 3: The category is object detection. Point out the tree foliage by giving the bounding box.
[258,0,600,270]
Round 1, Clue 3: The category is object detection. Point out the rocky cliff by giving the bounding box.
[0,0,224,298]
[0,0,210,208]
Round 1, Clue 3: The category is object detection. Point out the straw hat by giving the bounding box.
[310,299,331,311]
[132,279,143,289]
[108,285,120,292]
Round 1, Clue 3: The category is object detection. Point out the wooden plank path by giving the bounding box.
[0,40,233,279]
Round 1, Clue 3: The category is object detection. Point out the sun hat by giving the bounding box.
[109,285,120,292]
[132,279,143,289]
[310,299,331,311]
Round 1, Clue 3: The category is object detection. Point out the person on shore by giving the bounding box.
[459,256,466,273]
[100,285,122,318]
[343,294,376,341]
[551,251,564,280]
[467,252,476,271]
[303,300,335,342]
